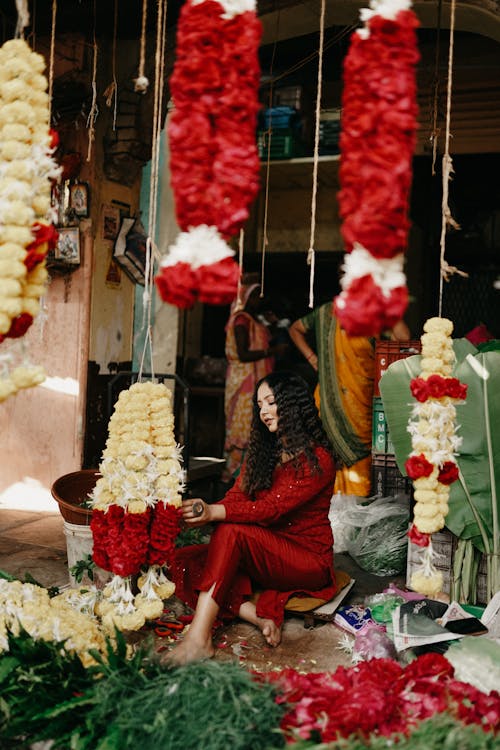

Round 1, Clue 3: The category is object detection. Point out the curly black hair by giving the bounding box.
[242,371,334,495]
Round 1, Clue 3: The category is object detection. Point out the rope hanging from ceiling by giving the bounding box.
[437,0,468,315]
[86,0,98,162]
[138,0,168,381]
[306,0,326,309]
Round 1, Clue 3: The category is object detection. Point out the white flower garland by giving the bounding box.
[0,38,60,400]
[91,381,182,631]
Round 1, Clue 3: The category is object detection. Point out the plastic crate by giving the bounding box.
[406,528,488,604]
[374,340,421,397]
[257,128,304,160]
[371,452,412,497]
[372,397,395,454]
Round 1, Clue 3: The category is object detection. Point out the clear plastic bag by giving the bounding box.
[344,495,410,576]
[328,493,361,553]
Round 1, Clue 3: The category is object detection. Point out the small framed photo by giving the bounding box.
[69,182,89,217]
[55,226,80,265]
[102,203,121,240]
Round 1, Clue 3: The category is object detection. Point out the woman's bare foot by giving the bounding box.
[162,633,215,666]
[256,616,282,647]
[238,600,282,647]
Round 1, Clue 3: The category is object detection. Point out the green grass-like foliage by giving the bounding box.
[0,628,286,750]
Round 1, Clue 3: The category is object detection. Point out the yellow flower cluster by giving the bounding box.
[92,381,183,511]
[0,579,109,667]
[0,38,60,398]
[95,569,175,631]
[0,363,46,402]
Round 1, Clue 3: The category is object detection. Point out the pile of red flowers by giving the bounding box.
[155,0,262,309]
[265,653,500,743]
[334,1,420,335]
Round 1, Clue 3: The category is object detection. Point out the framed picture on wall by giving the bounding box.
[102,203,121,240]
[69,182,89,217]
[55,226,80,265]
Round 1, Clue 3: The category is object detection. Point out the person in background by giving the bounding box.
[168,371,338,665]
[289,301,410,497]
[223,282,276,482]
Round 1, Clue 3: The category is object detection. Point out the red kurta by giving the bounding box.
[171,446,338,626]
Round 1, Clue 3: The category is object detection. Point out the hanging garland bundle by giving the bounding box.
[334,0,419,336]
[0,39,59,341]
[155,0,262,309]
[90,382,182,631]
[0,38,59,400]
[405,317,468,597]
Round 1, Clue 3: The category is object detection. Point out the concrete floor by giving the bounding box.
[0,491,406,674]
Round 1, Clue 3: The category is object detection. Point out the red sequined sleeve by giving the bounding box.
[220,448,335,525]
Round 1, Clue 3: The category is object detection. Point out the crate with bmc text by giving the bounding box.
[406,528,488,605]
[374,340,421,397]
[371,452,412,498]
[372,397,395,454]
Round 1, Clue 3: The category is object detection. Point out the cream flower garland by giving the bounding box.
[0,579,111,668]
[405,317,468,597]
[90,381,182,631]
[0,38,60,399]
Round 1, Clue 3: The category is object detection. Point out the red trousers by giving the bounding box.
[170,522,335,627]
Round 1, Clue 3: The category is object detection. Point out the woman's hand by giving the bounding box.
[181,498,226,526]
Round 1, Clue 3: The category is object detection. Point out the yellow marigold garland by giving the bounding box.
[405,317,468,597]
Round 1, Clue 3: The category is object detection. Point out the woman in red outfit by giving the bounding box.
[168,371,338,664]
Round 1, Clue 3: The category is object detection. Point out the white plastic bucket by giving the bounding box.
[63,520,93,585]
[63,520,111,588]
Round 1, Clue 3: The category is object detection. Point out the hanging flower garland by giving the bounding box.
[0,38,60,398]
[90,381,182,631]
[405,317,468,597]
[334,0,419,336]
[155,0,262,309]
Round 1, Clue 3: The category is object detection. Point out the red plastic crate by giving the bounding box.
[374,340,421,397]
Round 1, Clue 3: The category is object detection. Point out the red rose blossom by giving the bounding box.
[438,460,460,485]
[155,263,198,309]
[405,453,434,479]
[407,523,431,547]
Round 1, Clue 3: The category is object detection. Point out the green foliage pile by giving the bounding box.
[0,629,286,749]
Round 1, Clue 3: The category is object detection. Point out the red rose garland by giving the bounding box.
[155,0,262,309]
[334,0,420,336]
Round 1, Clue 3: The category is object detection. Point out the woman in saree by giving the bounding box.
[223,283,274,480]
[289,302,409,497]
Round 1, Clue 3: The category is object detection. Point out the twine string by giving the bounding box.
[430,0,442,176]
[15,0,30,37]
[307,0,326,309]
[48,0,57,125]
[260,10,280,299]
[139,0,168,381]
[438,0,467,315]
[86,0,98,162]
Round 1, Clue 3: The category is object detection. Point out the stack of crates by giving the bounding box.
[371,340,421,497]
[257,85,306,161]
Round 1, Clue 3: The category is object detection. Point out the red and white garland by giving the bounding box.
[155,0,262,308]
[334,0,419,336]
[90,382,182,631]
[405,317,468,597]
